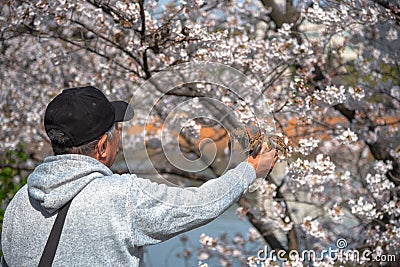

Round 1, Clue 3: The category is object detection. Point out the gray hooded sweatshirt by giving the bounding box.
[1,154,255,266]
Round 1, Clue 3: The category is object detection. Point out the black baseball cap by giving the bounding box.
[44,86,134,147]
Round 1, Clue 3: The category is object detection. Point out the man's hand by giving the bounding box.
[246,148,278,178]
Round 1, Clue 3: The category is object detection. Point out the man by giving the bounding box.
[1,86,277,266]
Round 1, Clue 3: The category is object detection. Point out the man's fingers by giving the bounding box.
[270,154,278,169]
[274,150,279,160]
[264,149,278,168]
[260,141,269,154]
[262,149,277,158]
[247,148,279,178]
[260,143,266,154]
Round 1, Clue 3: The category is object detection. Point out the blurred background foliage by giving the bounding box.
[0,147,28,233]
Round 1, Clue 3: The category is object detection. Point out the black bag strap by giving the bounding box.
[38,200,72,267]
[1,256,9,267]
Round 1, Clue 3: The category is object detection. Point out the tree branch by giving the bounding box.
[259,0,300,29]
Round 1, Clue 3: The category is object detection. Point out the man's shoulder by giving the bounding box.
[2,185,29,228]
[84,172,136,193]
[6,184,28,207]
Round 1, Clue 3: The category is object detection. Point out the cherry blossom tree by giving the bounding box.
[1,0,399,266]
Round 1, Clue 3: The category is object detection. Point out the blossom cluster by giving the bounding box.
[365,225,400,255]
[348,197,379,219]
[313,85,347,106]
[199,233,218,250]
[328,204,345,223]
[256,180,278,199]
[303,2,350,31]
[288,154,336,191]
[189,228,262,266]
[247,256,305,267]
[336,129,358,145]
[296,137,320,155]
[365,172,395,197]
[348,86,365,101]
[301,216,326,238]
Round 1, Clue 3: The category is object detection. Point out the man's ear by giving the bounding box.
[96,134,108,158]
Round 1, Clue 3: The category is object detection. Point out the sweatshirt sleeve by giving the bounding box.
[126,162,256,246]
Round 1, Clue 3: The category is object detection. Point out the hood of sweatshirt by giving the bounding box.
[27,154,113,213]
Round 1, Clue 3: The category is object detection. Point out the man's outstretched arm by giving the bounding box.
[126,150,277,245]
